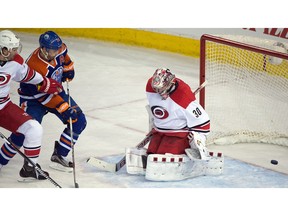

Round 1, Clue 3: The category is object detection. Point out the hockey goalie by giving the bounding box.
[126,68,224,181]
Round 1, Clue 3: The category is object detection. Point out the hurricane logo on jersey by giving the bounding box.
[151,106,169,119]
[0,73,11,86]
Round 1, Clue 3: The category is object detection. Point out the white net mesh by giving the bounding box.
[202,35,288,147]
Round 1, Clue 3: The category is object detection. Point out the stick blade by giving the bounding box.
[87,157,117,172]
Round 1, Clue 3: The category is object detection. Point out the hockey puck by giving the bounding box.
[271,160,278,165]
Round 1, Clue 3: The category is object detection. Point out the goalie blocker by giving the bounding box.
[125,147,224,181]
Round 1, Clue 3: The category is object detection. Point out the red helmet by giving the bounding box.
[151,68,176,99]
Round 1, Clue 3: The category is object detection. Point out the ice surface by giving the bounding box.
[0,32,287,215]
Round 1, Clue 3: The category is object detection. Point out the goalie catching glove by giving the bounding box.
[188,131,209,160]
[37,77,63,94]
[56,101,78,123]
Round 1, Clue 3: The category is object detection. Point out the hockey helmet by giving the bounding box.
[0,30,22,57]
[39,31,62,50]
[151,68,176,99]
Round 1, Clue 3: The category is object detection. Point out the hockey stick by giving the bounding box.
[87,130,153,172]
[0,131,62,188]
[194,80,207,95]
[66,81,79,188]
[86,80,208,172]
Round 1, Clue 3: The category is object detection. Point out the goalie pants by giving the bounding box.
[147,129,190,155]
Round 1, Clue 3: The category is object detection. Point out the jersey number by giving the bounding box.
[192,107,202,118]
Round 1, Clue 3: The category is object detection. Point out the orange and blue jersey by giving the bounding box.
[18,43,74,109]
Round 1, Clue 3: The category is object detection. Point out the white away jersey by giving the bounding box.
[0,54,42,109]
[146,77,210,134]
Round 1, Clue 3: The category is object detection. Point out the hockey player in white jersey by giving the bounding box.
[0,30,62,180]
[126,68,223,181]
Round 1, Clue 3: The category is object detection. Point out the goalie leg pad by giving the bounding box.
[205,151,224,175]
[145,154,205,181]
[125,147,147,175]
[185,148,224,175]
[145,151,224,181]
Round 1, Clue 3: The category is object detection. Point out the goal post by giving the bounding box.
[199,34,288,146]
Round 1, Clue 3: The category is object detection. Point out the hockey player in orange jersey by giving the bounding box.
[10,31,87,172]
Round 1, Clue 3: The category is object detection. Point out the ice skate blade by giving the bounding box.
[17,177,47,183]
[49,162,73,173]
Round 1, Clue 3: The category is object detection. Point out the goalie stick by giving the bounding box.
[86,81,207,173]
[194,80,207,95]
[0,131,62,188]
[87,130,153,172]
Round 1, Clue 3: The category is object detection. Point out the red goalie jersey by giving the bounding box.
[145,68,210,155]
[146,77,210,134]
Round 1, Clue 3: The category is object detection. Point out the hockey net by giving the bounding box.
[199,34,288,147]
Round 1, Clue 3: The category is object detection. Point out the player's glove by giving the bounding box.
[56,101,78,123]
[62,70,75,82]
[62,61,75,82]
[37,77,62,94]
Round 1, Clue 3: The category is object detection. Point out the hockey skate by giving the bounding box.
[50,141,73,173]
[18,160,49,182]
